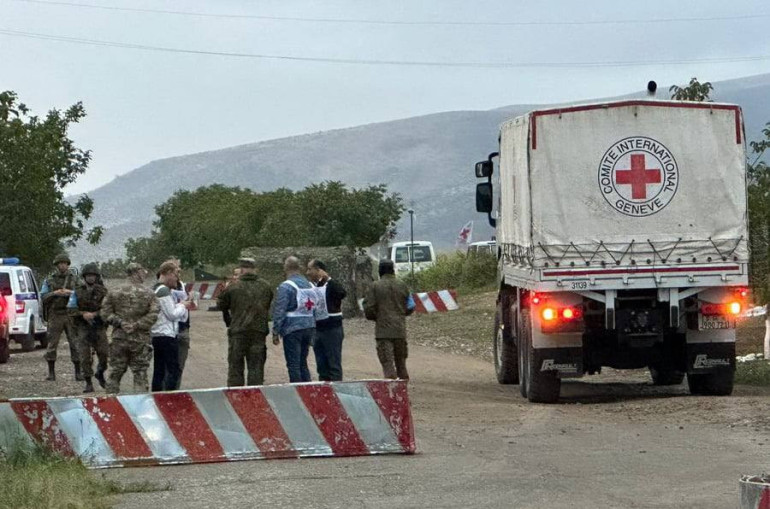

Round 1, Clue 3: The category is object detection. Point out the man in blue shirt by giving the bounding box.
[272,256,316,383]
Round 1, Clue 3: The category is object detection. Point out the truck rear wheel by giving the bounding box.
[521,309,561,403]
[687,371,734,396]
[494,301,519,385]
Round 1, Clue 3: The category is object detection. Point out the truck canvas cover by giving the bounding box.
[498,100,748,271]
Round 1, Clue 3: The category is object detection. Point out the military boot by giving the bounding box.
[83,377,94,393]
[45,360,56,381]
[74,362,84,381]
[94,367,106,389]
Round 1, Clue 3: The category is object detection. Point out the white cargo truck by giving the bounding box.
[474,99,749,403]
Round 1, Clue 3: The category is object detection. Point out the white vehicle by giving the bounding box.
[468,240,497,256]
[475,99,748,402]
[0,258,48,353]
[390,241,436,275]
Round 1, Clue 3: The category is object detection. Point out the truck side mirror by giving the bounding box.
[476,182,493,213]
[475,160,493,178]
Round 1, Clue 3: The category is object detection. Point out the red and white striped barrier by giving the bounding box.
[741,476,770,508]
[0,380,415,468]
[184,282,225,300]
[413,290,459,313]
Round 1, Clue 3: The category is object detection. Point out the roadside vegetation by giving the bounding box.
[408,290,496,360]
[408,251,497,294]
[0,440,169,509]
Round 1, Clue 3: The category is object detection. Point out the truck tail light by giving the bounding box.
[542,306,582,323]
[15,301,25,314]
[701,302,742,316]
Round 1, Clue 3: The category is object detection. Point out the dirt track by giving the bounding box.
[2,308,769,508]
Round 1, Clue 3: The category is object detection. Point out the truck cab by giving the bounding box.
[475,100,748,402]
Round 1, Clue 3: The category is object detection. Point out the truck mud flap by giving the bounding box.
[532,347,583,378]
[686,342,735,374]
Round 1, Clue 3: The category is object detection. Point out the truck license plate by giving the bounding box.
[698,315,734,330]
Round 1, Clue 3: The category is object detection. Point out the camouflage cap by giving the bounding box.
[126,262,145,275]
[238,257,256,269]
[81,263,100,276]
[53,253,71,265]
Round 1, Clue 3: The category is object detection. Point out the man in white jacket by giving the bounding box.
[151,261,193,392]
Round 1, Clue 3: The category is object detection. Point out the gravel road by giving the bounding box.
[1,308,768,508]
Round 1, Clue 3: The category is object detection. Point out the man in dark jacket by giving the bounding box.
[67,263,109,393]
[217,258,274,386]
[41,253,80,381]
[307,259,347,381]
[364,259,413,380]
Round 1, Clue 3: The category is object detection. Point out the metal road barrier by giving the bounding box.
[412,290,459,313]
[740,476,770,508]
[184,282,225,301]
[0,380,415,468]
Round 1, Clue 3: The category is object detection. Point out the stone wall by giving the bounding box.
[239,246,373,317]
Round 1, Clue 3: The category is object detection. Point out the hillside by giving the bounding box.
[72,73,770,262]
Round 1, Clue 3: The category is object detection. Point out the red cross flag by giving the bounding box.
[457,221,473,246]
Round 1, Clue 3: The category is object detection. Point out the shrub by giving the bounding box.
[411,251,497,292]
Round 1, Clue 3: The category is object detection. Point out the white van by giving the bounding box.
[0,258,48,353]
[389,241,436,275]
[467,240,497,256]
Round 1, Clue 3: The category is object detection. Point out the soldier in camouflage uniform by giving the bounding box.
[67,263,109,393]
[217,258,274,386]
[101,263,159,394]
[41,253,81,381]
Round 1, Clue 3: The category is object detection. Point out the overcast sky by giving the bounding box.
[2,0,769,194]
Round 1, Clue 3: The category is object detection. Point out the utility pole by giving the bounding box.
[408,209,415,281]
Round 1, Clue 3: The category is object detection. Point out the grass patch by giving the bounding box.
[735,360,770,386]
[408,291,497,360]
[0,440,170,509]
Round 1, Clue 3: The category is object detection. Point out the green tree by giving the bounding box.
[152,185,262,266]
[254,182,403,248]
[669,77,713,101]
[747,123,770,304]
[127,181,403,266]
[125,235,170,270]
[0,91,102,269]
[95,258,129,279]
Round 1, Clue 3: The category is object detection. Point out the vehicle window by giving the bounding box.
[0,273,11,296]
[24,271,38,294]
[394,247,410,263]
[412,246,432,262]
[17,271,27,292]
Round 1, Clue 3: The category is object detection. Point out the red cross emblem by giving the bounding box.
[459,228,470,241]
[615,154,662,200]
[304,298,315,311]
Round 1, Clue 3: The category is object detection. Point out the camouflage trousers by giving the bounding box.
[44,313,78,363]
[106,337,152,394]
[75,324,108,379]
[227,332,267,387]
[376,338,409,380]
